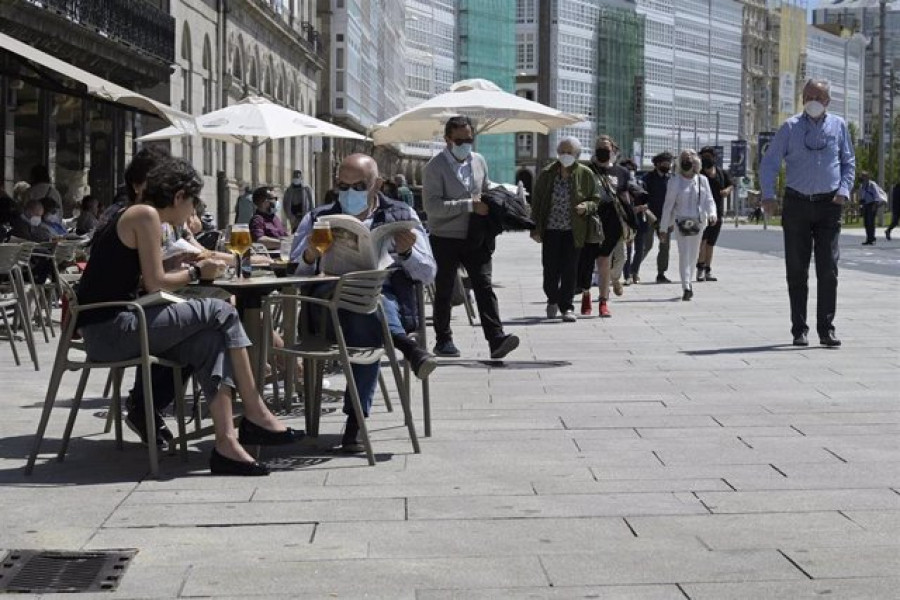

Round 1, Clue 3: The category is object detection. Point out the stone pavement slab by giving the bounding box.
[1,229,897,597]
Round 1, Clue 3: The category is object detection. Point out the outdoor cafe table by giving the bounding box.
[211,274,338,399]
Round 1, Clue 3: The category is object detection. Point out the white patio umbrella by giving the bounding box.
[370,79,585,145]
[136,95,367,184]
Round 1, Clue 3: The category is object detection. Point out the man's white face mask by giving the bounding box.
[804,100,826,119]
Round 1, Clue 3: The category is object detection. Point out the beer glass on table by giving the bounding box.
[225,224,252,278]
[310,222,333,256]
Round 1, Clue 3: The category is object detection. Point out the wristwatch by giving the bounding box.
[188,265,201,282]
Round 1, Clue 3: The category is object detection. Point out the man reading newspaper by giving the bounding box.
[290,154,437,453]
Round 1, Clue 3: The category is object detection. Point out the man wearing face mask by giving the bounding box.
[760,79,854,348]
[40,198,68,237]
[639,152,675,284]
[248,186,288,250]
[284,169,314,231]
[423,115,520,359]
[530,136,601,322]
[11,198,52,243]
[291,154,437,453]
[696,146,733,281]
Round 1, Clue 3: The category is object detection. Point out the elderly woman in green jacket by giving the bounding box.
[530,136,602,322]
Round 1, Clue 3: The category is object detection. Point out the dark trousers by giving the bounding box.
[430,235,503,344]
[888,197,900,232]
[637,223,670,276]
[130,364,193,412]
[781,195,842,337]
[631,218,649,277]
[576,242,600,292]
[862,202,878,242]
[541,229,578,312]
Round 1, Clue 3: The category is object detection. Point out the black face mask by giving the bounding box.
[680,160,693,172]
[701,157,715,169]
[595,148,611,163]
[658,164,670,174]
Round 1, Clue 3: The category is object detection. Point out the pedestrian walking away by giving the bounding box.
[659,149,717,301]
[696,146,733,281]
[856,171,883,245]
[759,78,854,348]
[530,136,601,323]
[423,115,519,359]
[639,152,675,284]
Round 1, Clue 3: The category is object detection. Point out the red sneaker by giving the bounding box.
[599,300,611,318]
[580,292,592,315]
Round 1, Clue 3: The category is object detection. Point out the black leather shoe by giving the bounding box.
[209,448,269,476]
[792,333,809,346]
[125,396,174,451]
[238,418,304,446]
[681,289,693,301]
[819,332,842,347]
[490,334,520,359]
[410,348,438,379]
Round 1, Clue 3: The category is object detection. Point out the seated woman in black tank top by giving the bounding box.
[77,157,302,476]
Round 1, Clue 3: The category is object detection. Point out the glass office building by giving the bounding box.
[458,0,517,183]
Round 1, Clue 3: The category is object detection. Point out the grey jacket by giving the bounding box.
[423,150,490,239]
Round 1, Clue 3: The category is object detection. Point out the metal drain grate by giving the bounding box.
[0,549,136,594]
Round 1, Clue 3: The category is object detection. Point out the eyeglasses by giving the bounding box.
[337,181,368,192]
[266,195,278,201]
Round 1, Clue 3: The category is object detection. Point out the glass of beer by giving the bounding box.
[225,224,252,277]
[310,222,333,255]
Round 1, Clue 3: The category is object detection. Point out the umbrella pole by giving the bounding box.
[250,137,259,188]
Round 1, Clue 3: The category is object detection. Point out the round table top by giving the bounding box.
[211,274,338,290]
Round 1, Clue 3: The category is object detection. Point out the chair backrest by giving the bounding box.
[54,242,79,263]
[16,241,37,263]
[331,270,390,315]
[0,243,22,275]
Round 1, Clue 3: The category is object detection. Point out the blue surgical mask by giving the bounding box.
[339,189,370,215]
[450,143,472,161]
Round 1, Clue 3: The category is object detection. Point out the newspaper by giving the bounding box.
[317,214,417,275]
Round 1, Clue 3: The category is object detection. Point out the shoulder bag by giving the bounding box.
[675,177,702,236]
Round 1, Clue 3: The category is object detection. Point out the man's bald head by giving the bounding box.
[802,79,830,105]
[338,153,379,187]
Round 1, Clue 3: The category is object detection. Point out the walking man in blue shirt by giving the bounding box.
[760,79,855,348]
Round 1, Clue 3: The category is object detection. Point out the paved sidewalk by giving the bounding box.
[1,229,898,599]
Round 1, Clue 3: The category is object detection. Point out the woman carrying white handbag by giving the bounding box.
[659,149,717,301]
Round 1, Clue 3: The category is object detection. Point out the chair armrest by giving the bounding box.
[72,300,145,315]
[264,293,331,308]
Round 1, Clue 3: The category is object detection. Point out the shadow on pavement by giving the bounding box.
[682,344,799,355]
[437,359,571,369]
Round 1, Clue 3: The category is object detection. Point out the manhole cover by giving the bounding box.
[0,549,136,594]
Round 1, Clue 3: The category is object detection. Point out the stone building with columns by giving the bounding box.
[165,0,324,225]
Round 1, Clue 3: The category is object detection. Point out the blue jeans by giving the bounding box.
[308,282,404,419]
[340,287,404,418]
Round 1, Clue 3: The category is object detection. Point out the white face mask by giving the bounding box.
[291,178,302,186]
[28,215,42,227]
[804,100,826,119]
[558,154,576,168]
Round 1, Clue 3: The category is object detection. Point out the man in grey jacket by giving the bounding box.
[423,115,519,359]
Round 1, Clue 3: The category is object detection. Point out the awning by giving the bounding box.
[0,32,194,133]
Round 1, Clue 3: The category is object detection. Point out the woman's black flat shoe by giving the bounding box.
[238,418,305,446]
[209,448,269,476]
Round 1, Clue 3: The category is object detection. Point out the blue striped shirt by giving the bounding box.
[760,112,855,200]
